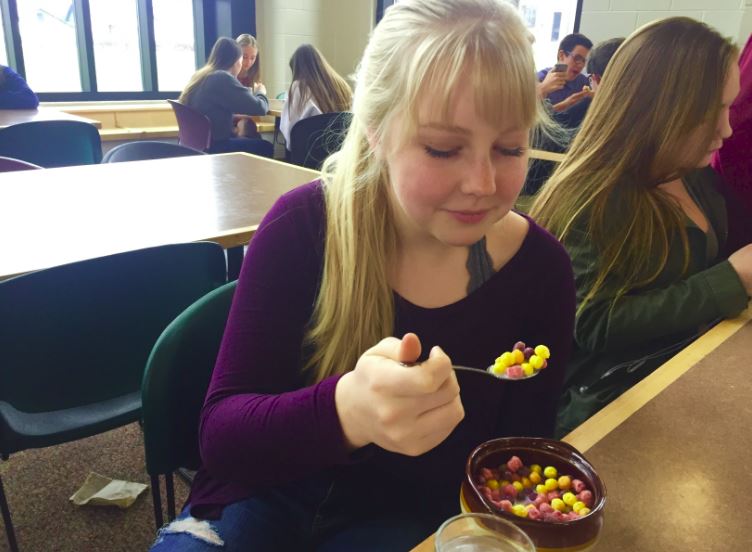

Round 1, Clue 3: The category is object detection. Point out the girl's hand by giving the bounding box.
[253,81,267,95]
[335,333,465,456]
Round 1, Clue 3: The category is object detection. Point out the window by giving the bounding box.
[0,5,7,65]
[152,0,195,92]
[17,0,81,92]
[89,0,142,91]
[516,1,581,71]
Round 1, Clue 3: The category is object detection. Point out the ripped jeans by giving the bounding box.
[150,472,455,551]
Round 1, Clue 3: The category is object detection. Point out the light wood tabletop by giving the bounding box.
[412,308,752,551]
[268,98,284,118]
[0,107,102,129]
[0,152,318,280]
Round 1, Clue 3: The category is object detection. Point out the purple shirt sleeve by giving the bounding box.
[199,182,353,487]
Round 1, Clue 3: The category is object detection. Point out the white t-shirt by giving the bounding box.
[280,82,323,150]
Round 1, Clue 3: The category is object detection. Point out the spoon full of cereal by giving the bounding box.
[487,341,550,380]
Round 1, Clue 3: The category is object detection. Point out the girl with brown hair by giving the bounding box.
[530,18,752,434]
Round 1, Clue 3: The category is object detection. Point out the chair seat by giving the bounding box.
[0,391,141,455]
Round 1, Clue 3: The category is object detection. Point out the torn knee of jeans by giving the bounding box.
[160,517,225,547]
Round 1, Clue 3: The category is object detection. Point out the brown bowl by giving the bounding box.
[462,437,606,551]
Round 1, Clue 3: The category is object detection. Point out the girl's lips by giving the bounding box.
[448,210,488,224]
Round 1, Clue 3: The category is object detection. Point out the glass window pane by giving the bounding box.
[90,0,142,91]
[0,5,7,66]
[153,0,195,91]
[17,0,81,92]
[516,1,580,72]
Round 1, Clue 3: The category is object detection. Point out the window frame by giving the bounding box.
[0,0,206,101]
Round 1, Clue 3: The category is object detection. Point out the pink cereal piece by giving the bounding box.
[480,486,493,499]
[572,479,586,493]
[499,500,513,512]
[578,490,593,507]
[565,512,579,521]
[542,512,560,523]
[546,491,561,501]
[490,489,501,501]
[502,484,517,498]
[539,502,554,514]
[527,507,542,521]
[507,365,524,378]
[541,359,548,369]
[506,455,523,473]
[534,495,547,507]
[480,467,494,480]
[552,510,566,521]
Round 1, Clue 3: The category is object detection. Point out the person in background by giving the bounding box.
[280,44,352,152]
[556,37,624,129]
[530,18,751,436]
[179,37,273,157]
[235,33,262,91]
[150,1,575,550]
[712,34,752,254]
[537,33,593,111]
[0,65,39,109]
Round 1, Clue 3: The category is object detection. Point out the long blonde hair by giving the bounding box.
[304,0,541,382]
[179,37,242,104]
[530,17,738,315]
[236,33,261,83]
[288,44,352,114]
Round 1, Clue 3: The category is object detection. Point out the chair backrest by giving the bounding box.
[0,156,43,172]
[0,242,227,454]
[0,120,102,168]
[102,140,205,163]
[289,112,352,170]
[142,280,237,475]
[167,99,212,152]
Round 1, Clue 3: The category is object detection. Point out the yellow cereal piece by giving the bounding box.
[578,507,591,516]
[544,478,558,492]
[558,475,572,490]
[512,504,528,518]
[535,484,547,495]
[491,364,507,375]
[530,464,542,474]
[522,363,534,376]
[486,479,499,490]
[529,472,541,485]
[500,480,510,487]
[521,477,532,488]
[525,504,537,512]
[572,501,586,513]
[562,492,577,506]
[551,498,566,512]
[498,351,514,367]
[543,466,558,479]
[512,481,524,492]
[534,345,550,359]
[529,354,544,369]
[512,349,525,365]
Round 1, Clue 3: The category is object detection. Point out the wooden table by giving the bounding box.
[0,107,102,129]
[0,152,318,279]
[412,307,752,551]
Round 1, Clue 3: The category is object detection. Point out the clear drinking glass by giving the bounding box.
[435,513,536,552]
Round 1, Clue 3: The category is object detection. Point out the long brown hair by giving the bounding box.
[530,17,738,315]
[288,44,352,114]
[178,37,242,104]
[304,0,541,382]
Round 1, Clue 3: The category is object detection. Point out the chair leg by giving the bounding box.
[0,473,19,552]
[150,474,164,530]
[165,472,176,521]
[227,246,244,281]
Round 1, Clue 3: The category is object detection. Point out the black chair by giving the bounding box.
[0,242,227,552]
[289,112,352,170]
[0,120,102,168]
[102,141,205,163]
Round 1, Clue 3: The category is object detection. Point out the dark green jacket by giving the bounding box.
[557,167,749,435]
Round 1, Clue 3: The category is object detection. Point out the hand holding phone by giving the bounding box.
[553,63,568,73]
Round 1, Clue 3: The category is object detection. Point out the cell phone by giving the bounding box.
[553,63,568,73]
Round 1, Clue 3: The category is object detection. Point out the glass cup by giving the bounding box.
[435,513,536,552]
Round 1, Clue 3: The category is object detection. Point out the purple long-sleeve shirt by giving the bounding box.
[187,181,576,519]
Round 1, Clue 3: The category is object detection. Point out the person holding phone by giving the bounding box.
[537,33,593,111]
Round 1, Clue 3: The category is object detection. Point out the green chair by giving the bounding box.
[0,242,227,552]
[0,120,102,168]
[142,280,237,529]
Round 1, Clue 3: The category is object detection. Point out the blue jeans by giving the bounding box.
[150,474,455,551]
